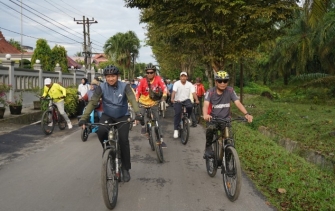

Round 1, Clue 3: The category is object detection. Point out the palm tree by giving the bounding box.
[104,31,140,79]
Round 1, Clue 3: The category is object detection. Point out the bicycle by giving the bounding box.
[158,100,167,118]
[141,104,164,163]
[85,119,131,210]
[193,103,201,124]
[204,116,246,202]
[128,104,135,131]
[40,97,67,135]
[175,101,190,145]
[79,107,99,142]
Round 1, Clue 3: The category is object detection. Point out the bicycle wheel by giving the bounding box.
[206,137,218,177]
[180,117,190,145]
[194,105,201,124]
[41,110,55,135]
[148,123,155,151]
[58,112,66,130]
[222,146,242,202]
[128,109,135,131]
[81,128,89,142]
[152,126,164,163]
[161,102,166,118]
[101,149,118,209]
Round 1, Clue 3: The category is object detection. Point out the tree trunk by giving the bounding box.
[240,60,244,104]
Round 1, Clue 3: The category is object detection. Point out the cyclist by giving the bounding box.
[136,63,168,148]
[194,77,206,116]
[81,79,103,118]
[41,78,73,129]
[78,78,89,115]
[171,72,199,138]
[202,70,253,157]
[78,65,142,182]
[166,79,173,105]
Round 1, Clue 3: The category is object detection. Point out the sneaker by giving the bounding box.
[160,138,167,148]
[122,169,131,182]
[191,123,197,127]
[67,122,73,129]
[141,126,146,135]
[173,130,178,138]
[48,122,53,127]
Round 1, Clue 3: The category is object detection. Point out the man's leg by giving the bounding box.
[151,104,167,147]
[55,101,72,129]
[204,122,215,157]
[173,102,182,138]
[116,115,131,182]
[96,113,111,148]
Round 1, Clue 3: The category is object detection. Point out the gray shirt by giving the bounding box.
[204,86,239,119]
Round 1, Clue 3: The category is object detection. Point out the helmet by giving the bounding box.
[215,70,229,80]
[103,65,119,75]
[145,63,156,72]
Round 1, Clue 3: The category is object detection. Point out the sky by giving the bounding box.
[0,0,155,64]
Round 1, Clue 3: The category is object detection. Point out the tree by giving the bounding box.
[8,38,22,51]
[31,39,53,71]
[104,31,140,79]
[51,45,68,73]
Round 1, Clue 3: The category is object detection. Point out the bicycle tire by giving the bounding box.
[129,109,135,131]
[195,105,201,124]
[180,117,190,145]
[58,112,66,130]
[101,149,118,209]
[222,146,242,202]
[148,123,155,151]
[81,128,89,142]
[41,110,55,135]
[152,126,164,163]
[206,136,218,177]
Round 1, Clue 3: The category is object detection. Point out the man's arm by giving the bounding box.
[171,91,176,103]
[202,100,211,121]
[192,92,199,103]
[80,86,102,121]
[125,84,140,113]
[59,85,67,97]
[234,100,253,122]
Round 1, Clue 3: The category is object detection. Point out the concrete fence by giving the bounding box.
[0,54,102,106]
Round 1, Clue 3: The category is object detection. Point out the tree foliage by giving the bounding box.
[8,38,22,51]
[51,45,68,73]
[31,39,53,71]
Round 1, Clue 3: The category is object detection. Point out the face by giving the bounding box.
[81,79,85,84]
[46,84,51,88]
[215,79,229,91]
[146,69,156,80]
[105,74,118,86]
[180,74,187,83]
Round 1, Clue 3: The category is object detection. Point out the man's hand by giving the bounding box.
[61,96,66,99]
[195,100,200,104]
[245,114,253,123]
[162,95,167,102]
[78,119,87,129]
[171,99,175,104]
[135,112,143,121]
[203,114,212,121]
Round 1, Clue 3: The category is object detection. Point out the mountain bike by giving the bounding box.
[128,104,135,131]
[204,116,246,202]
[40,97,67,135]
[193,103,201,124]
[85,119,131,210]
[158,100,167,118]
[141,104,164,163]
[175,102,190,145]
[79,108,99,142]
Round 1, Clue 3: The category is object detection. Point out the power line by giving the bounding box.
[0,1,82,44]
[9,0,83,41]
[0,27,78,44]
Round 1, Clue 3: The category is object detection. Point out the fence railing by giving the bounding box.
[0,56,102,105]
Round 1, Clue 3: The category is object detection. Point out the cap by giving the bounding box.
[180,72,187,76]
[137,76,143,79]
[44,78,51,85]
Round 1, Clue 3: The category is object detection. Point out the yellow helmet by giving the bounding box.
[215,70,229,80]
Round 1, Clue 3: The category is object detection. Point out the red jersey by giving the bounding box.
[194,83,206,97]
[136,75,168,106]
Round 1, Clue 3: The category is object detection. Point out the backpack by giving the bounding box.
[147,78,163,101]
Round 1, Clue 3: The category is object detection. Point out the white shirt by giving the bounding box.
[78,84,89,97]
[173,80,195,102]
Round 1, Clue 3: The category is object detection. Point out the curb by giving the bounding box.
[0,110,43,125]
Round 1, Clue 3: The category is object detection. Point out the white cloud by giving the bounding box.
[0,0,155,64]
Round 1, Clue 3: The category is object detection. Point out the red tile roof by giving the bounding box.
[0,31,21,54]
[67,56,82,69]
[93,54,108,65]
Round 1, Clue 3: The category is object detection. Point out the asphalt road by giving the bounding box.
[0,107,275,211]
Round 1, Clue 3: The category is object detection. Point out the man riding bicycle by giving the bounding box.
[202,70,253,157]
[78,65,142,182]
[41,78,72,129]
[136,63,168,148]
[171,72,199,138]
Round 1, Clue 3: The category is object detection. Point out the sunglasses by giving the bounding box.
[216,79,229,84]
[146,72,155,74]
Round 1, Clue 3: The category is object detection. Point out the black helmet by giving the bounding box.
[145,63,156,72]
[103,65,119,75]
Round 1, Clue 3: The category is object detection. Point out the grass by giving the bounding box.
[229,94,335,210]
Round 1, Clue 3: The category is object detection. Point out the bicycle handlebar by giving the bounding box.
[85,119,132,127]
[210,116,247,123]
[40,96,64,100]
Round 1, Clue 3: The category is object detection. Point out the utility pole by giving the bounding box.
[86,17,98,72]
[74,16,87,68]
